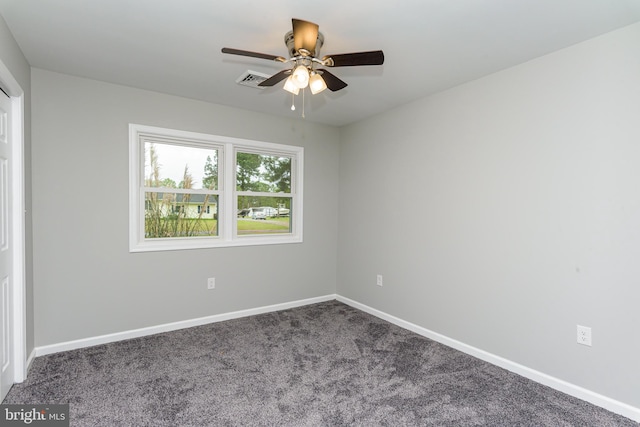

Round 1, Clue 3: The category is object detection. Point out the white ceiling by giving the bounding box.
[1,0,639,127]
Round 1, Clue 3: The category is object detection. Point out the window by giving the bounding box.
[236,151,293,235]
[129,124,303,252]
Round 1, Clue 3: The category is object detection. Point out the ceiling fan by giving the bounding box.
[221,18,384,97]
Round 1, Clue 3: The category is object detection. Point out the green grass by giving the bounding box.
[237,218,290,234]
[145,218,217,237]
[145,217,290,237]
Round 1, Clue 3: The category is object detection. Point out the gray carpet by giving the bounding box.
[2,301,637,426]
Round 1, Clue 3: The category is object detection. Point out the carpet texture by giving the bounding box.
[2,301,637,426]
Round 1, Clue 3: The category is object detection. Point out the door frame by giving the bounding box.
[0,59,27,384]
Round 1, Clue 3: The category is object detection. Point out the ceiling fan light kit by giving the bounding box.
[283,76,300,95]
[222,18,384,115]
[292,64,310,88]
[309,73,327,95]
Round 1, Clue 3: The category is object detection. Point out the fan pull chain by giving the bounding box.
[291,93,296,111]
[302,88,305,119]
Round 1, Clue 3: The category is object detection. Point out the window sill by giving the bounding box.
[129,234,303,252]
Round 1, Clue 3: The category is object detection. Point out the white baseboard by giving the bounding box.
[35,294,336,357]
[16,348,37,383]
[25,348,36,372]
[30,293,639,422]
[336,295,640,423]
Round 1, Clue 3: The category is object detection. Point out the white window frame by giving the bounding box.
[129,124,303,252]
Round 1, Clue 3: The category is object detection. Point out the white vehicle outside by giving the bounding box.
[277,207,290,216]
[249,207,277,219]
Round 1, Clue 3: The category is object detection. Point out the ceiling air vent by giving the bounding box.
[236,70,272,89]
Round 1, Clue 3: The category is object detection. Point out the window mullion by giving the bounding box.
[143,187,219,196]
[223,142,235,241]
[236,191,292,198]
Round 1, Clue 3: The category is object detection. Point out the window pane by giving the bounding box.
[145,142,218,190]
[237,196,291,235]
[236,152,291,193]
[145,192,218,238]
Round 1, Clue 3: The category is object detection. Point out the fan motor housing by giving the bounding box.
[284,30,324,58]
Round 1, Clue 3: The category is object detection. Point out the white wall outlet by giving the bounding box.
[577,325,592,346]
[207,277,215,290]
[376,274,383,287]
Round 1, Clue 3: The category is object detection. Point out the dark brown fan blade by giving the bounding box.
[258,69,291,87]
[292,18,319,56]
[222,48,286,62]
[322,50,384,67]
[317,69,348,92]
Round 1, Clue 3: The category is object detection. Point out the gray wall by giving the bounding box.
[31,68,339,346]
[337,22,640,408]
[0,15,33,357]
[12,15,640,412]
